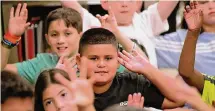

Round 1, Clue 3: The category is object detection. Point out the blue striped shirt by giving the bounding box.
[154,29,215,75]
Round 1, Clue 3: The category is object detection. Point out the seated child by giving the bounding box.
[155,1,215,75]
[76,27,188,110]
[61,0,178,67]
[1,3,82,84]
[34,57,96,111]
[178,1,215,108]
[1,70,34,111]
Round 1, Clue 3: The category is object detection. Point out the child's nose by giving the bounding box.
[122,1,128,7]
[97,60,106,68]
[55,100,64,111]
[57,36,66,44]
[208,1,215,9]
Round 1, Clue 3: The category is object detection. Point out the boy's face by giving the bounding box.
[1,97,33,111]
[78,44,119,85]
[198,1,215,26]
[101,1,137,26]
[46,19,81,57]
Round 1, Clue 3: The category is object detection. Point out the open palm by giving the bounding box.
[184,1,203,31]
[8,3,30,36]
[118,50,150,74]
[55,57,95,109]
[96,6,118,32]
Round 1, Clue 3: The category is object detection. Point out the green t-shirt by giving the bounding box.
[16,53,126,84]
[16,53,59,84]
[201,75,215,106]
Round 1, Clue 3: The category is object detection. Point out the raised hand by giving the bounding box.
[55,57,95,109]
[127,93,144,108]
[8,3,30,37]
[55,56,77,79]
[118,50,150,74]
[184,1,203,31]
[96,6,118,32]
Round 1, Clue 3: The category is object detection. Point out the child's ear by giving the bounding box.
[45,34,51,46]
[79,32,83,38]
[101,0,108,10]
[76,54,81,70]
[117,61,121,69]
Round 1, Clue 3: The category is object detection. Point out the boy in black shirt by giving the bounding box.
[76,27,186,111]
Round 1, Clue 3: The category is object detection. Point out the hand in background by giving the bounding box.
[55,56,77,79]
[184,1,203,31]
[127,93,144,109]
[96,6,118,32]
[8,3,30,36]
[118,50,150,74]
[55,57,95,110]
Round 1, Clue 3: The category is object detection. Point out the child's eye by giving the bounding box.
[51,33,57,37]
[61,92,67,97]
[106,57,112,60]
[45,100,52,106]
[65,32,71,36]
[90,57,97,61]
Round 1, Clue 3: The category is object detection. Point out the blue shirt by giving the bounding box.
[154,29,215,75]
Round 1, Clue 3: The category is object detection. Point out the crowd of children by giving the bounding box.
[1,1,215,111]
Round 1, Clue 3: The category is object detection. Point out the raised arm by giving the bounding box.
[1,3,30,73]
[157,1,178,21]
[96,6,148,58]
[178,1,204,92]
[118,50,186,109]
[61,0,83,17]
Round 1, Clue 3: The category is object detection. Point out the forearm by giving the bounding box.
[113,30,148,58]
[178,30,199,78]
[1,44,11,70]
[61,0,83,17]
[141,66,185,103]
[157,1,178,21]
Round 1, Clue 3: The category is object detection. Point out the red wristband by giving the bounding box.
[4,32,21,44]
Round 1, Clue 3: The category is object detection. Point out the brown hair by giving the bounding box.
[45,7,82,33]
[34,68,71,111]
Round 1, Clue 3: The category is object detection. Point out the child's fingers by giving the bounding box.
[10,7,14,18]
[79,57,88,79]
[107,6,115,18]
[185,5,191,13]
[183,9,188,17]
[127,94,133,105]
[15,3,21,17]
[190,1,195,9]
[20,3,27,16]
[96,14,102,23]
[118,51,130,62]
[88,75,96,85]
[55,73,71,87]
[140,96,144,108]
[122,50,133,59]
[25,22,31,29]
[23,9,28,21]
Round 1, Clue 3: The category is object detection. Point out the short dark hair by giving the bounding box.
[1,71,33,104]
[34,68,71,111]
[78,28,118,55]
[45,7,82,33]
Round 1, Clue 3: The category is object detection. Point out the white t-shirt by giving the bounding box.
[82,3,169,67]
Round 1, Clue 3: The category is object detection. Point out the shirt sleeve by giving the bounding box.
[16,56,42,84]
[15,53,58,84]
[82,8,101,32]
[153,29,187,69]
[139,3,169,37]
